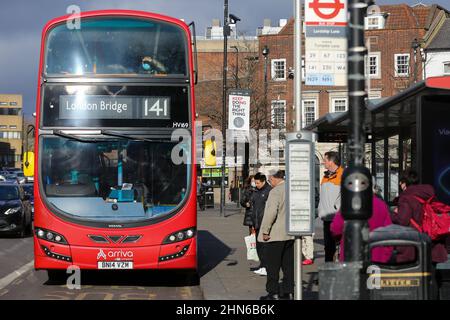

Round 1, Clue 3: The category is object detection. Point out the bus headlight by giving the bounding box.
[4,207,21,215]
[35,228,68,245]
[163,228,196,244]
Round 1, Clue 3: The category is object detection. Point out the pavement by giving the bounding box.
[198,202,324,300]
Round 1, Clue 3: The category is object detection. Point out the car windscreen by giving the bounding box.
[0,186,19,200]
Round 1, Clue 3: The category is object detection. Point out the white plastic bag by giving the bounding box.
[244,234,259,262]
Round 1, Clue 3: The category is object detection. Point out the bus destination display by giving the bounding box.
[59,95,171,120]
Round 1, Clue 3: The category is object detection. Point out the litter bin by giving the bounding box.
[205,187,214,208]
[369,224,433,300]
[436,254,450,300]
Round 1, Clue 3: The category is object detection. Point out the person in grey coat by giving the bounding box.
[258,170,295,300]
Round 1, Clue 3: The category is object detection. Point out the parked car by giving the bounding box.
[22,183,34,220]
[0,183,33,237]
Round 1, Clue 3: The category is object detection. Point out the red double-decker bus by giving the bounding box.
[33,10,197,280]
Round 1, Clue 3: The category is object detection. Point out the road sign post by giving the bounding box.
[286,131,315,300]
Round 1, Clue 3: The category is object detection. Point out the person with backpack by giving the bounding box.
[392,170,449,263]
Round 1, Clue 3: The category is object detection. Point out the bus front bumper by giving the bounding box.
[34,237,197,270]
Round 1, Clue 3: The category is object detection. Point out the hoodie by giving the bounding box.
[392,184,448,263]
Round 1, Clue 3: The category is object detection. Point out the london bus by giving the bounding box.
[33,10,197,281]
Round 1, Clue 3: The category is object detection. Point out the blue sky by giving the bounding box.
[0,0,448,117]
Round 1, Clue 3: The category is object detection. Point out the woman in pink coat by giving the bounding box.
[331,194,393,263]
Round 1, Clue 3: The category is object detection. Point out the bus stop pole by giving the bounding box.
[294,0,303,301]
[339,0,374,299]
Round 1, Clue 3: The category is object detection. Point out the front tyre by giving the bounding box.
[47,270,67,283]
[183,269,199,286]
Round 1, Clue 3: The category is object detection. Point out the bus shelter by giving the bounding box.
[306,76,450,205]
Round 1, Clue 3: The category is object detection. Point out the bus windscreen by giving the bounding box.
[40,136,190,222]
[44,17,188,77]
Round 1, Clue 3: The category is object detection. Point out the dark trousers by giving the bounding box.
[255,228,266,268]
[264,240,295,295]
[323,220,337,262]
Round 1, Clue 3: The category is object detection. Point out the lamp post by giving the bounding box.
[230,45,239,207]
[231,45,239,89]
[220,0,240,216]
[262,45,270,126]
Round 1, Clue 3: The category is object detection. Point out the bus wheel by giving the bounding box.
[47,270,67,283]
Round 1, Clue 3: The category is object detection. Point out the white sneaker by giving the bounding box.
[253,267,263,274]
[254,267,267,276]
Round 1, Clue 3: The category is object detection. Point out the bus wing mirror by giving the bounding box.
[188,21,198,85]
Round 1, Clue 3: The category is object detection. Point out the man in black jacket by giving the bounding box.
[251,172,272,275]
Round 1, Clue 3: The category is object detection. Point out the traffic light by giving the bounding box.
[204,137,217,167]
[23,151,34,177]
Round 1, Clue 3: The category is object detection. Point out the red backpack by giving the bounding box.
[409,196,450,241]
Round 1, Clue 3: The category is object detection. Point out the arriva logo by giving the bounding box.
[96,249,134,260]
[97,249,107,260]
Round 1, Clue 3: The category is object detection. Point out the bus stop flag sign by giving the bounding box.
[305,0,348,86]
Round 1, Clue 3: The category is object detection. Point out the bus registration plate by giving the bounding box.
[97,261,134,269]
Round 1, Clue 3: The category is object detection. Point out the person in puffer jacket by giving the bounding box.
[318,151,343,262]
[392,170,448,264]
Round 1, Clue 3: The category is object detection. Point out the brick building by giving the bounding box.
[194,4,447,186]
[260,4,445,129]
[255,3,446,162]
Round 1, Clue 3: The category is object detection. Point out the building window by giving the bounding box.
[332,98,347,113]
[365,16,385,30]
[368,54,380,77]
[395,54,410,77]
[0,131,21,139]
[368,17,380,29]
[271,59,286,81]
[302,99,317,128]
[0,102,7,106]
[0,108,21,115]
[0,125,7,129]
[9,102,17,106]
[444,62,450,75]
[9,125,17,129]
[271,100,286,128]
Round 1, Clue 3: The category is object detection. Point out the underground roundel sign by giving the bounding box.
[305,0,347,25]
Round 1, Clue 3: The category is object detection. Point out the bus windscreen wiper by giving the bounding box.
[101,130,171,143]
[52,130,102,143]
